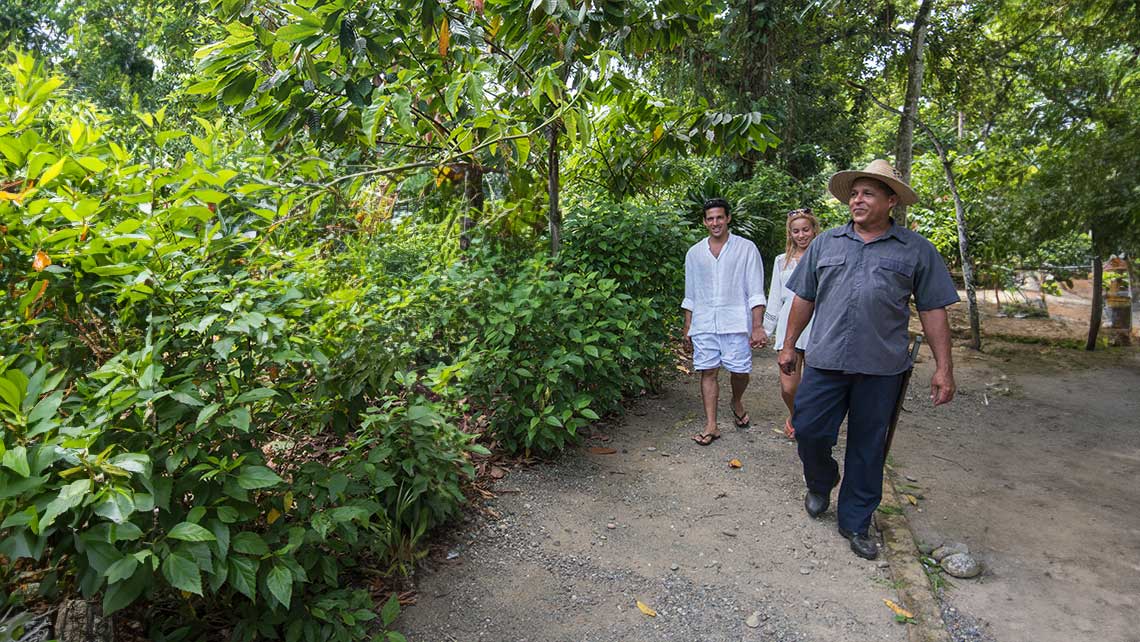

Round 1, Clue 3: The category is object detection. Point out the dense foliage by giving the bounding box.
[2,0,1137,638]
[0,53,697,639]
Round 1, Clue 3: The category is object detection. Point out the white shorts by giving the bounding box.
[692,332,753,373]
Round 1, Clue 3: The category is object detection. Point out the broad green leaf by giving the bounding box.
[38,158,67,188]
[276,23,320,41]
[216,506,239,523]
[155,130,187,146]
[76,156,107,173]
[0,378,21,411]
[266,563,293,608]
[104,556,139,584]
[231,532,270,556]
[196,403,221,428]
[221,72,257,106]
[93,493,135,524]
[234,388,276,403]
[40,479,92,528]
[162,552,203,595]
[381,592,401,626]
[227,555,258,599]
[219,408,251,433]
[27,390,63,426]
[103,573,147,615]
[236,465,282,490]
[0,506,37,529]
[208,520,230,558]
[108,453,150,475]
[1,445,30,478]
[168,522,217,542]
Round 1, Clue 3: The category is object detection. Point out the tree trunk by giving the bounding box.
[892,0,935,228]
[945,163,981,350]
[1086,246,1103,351]
[925,134,981,349]
[55,600,115,642]
[547,124,561,257]
[738,0,774,178]
[1128,256,1140,340]
[460,164,483,252]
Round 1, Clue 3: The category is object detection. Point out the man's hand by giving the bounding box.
[930,368,956,406]
[750,327,768,349]
[682,328,692,350]
[778,346,798,375]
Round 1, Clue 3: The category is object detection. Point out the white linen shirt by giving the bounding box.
[763,253,813,350]
[681,233,767,336]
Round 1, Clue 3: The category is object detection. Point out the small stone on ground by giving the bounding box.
[941,553,982,579]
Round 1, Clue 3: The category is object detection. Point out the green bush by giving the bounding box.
[0,52,456,641]
[561,201,699,386]
[451,257,656,453]
[0,49,698,639]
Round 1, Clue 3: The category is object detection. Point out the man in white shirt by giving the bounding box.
[681,198,769,445]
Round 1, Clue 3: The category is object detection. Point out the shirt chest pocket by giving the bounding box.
[875,256,916,298]
[817,253,847,290]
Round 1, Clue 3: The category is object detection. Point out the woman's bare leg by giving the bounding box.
[779,352,804,438]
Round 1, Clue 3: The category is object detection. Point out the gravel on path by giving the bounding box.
[398,361,913,642]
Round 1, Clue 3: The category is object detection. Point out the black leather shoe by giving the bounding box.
[838,527,879,560]
[804,491,829,518]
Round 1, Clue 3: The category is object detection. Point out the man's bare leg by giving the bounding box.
[697,368,720,439]
[730,372,750,424]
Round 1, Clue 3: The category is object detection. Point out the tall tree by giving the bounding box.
[1,0,205,117]
[892,0,935,228]
[193,0,775,254]
[647,0,901,181]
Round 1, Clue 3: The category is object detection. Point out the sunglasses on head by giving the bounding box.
[787,208,813,218]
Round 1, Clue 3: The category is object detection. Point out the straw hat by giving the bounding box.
[827,159,918,206]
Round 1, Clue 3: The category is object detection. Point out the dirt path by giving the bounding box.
[892,341,1140,642]
[398,297,1140,642]
[398,359,910,642]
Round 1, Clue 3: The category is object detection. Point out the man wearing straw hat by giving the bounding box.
[778,159,958,560]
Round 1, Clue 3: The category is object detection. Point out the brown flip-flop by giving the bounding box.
[731,407,750,428]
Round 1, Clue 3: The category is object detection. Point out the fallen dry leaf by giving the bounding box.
[903,493,919,506]
[32,250,51,272]
[636,600,657,617]
[728,459,742,468]
[587,447,617,455]
[883,598,913,619]
[490,466,507,479]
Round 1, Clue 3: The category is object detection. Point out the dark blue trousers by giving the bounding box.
[793,366,906,534]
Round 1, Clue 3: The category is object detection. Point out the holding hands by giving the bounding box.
[750,327,769,350]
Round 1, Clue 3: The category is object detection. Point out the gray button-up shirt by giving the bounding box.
[786,221,959,375]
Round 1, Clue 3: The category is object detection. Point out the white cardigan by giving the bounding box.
[763,253,813,351]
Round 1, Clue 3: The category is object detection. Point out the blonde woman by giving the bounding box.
[763,208,820,439]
